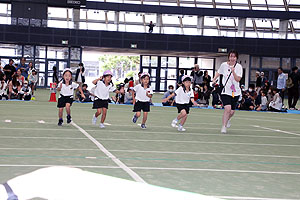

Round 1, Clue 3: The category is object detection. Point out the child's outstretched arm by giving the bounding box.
[131,90,136,105]
[162,93,175,103]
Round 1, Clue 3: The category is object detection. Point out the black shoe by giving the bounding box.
[67,115,72,124]
[58,119,63,126]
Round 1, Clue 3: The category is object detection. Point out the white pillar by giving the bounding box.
[237,18,246,37]
[279,20,288,39]
[197,16,204,35]
[73,8,80,30]
[114,11,119,31]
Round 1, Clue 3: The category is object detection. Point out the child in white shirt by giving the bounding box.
[132,72,153,129]
[163,75,199,132]
[0,77,8,100]
[92,70,119,129]
[57,68,85,126]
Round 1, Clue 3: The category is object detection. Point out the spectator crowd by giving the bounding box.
[0,58,37,101]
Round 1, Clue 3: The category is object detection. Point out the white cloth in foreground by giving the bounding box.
[0,166,222,200]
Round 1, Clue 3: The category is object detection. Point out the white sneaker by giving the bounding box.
[178,125,186,132]
[99,123,105,129]
[171,119,178,128]
[226,120,231,128]
[92,115,97,125]
[221,126,227,134]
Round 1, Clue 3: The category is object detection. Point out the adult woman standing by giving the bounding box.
[212,50,243,133]
[75,63,85,86]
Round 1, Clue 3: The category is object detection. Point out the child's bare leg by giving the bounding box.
[142,112,148,124]
[100,108,107,123]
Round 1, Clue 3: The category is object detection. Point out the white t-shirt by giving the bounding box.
[175,86,194,104]
[134,84,153,102]
[261,96,267,106]
[59,81,79,97]
[0,82,7,95]
[218,62,243,96]
[94,80,116,100]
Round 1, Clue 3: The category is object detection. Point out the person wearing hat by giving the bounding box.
[57,68,85,126]
[163,75,199,132]
[92,70,119,129]
[212,49,243,134]
[132,72,153,129]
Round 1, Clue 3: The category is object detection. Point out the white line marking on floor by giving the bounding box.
[214,196,298,200]
[129,167,300,175]
[38,120,45,124]
[91,138,300,147]
[4,120,11,123]
[1,147,300,159]
[85,157,97,159]
[0,136,88,140]
[253,125,300,137]
[103,123,111,126]
[108,150,300,159]
[0,165,299,175]
[71,121,146,183]
[0,164,300,175]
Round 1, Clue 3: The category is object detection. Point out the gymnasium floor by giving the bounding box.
[0,89,300,200]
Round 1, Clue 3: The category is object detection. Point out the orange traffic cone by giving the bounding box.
[49,83,57,102]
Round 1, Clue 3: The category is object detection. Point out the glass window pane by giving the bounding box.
[23,45,34,58]
[150,56,158,67]
[160,68,166,78]
[37,73,45,86]
[161,57,167,67]
[179,57,194,69]
[251,56,260,68]
[0,44,22,57]
[262,57,280,69]
[160,80,166,91]
[71,47,81,60]
[168,57,177,68]
[282,58,291,70]
[35,46,46,58]
[199,58,214,69]
[47,47,69,59]
[35,59,46,72]
[167,68,177,79]
[142,56,150,67]
[151,69,156,77]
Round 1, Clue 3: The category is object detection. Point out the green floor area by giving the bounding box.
[0,89,300,199]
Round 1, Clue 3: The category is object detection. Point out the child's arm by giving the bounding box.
[191,98,200,106]
[92,77,102,85]
[131,90,136,105]
[57,82,63,91]
[162,93,175,103]
[146,91,152,98]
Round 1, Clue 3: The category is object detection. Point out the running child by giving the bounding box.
[162,75,199,132]
[57,68,85,126]
[132,72,153,129]
[92,70,119,129]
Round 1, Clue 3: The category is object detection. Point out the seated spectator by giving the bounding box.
[115,84,125,104]
[211,84,222,108]
[162,85,175,106]
[269,87,284,112]
[256,90,268,111]
[239,91,255,110]
[124,87,134,104]
[28,70,37,97]
[124,78,129,89]
[8,75,21,99]
[18,81,32,101]
[0,76,8,100]
[203,70,211,88]
[193,85,200,103]
[16,68,25,87]
[3,59,16,81]
[128,77,134,88]
[201,85,211,106]
[248,84,258,101]
[77,84,92,102]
